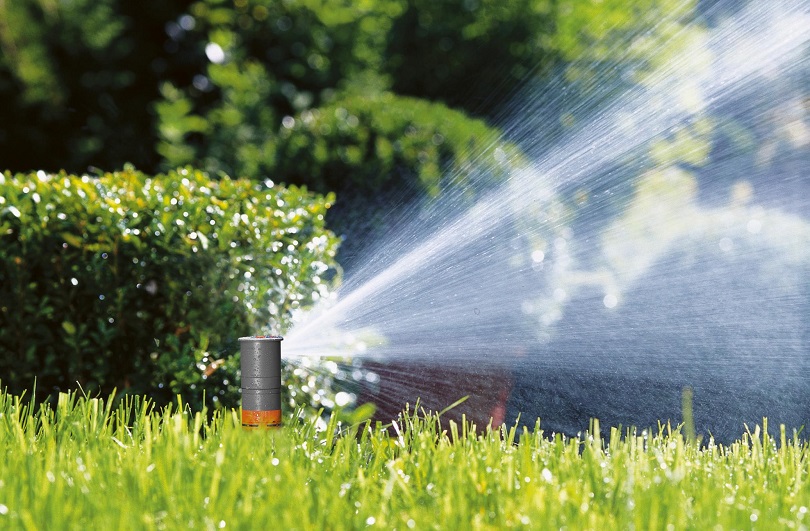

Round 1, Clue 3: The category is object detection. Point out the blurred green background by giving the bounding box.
[0,0,698,178]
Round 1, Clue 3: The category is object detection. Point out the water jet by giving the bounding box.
[281,0,810,442]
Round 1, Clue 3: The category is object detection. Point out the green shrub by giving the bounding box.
[0,167,339,411]
[152,2,522,216]
[276,93,512,195]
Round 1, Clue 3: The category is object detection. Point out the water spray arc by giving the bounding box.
[280,0,810,439]
[239,336,283,428]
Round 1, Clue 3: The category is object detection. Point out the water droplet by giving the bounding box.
[335,392,352,407]
[205,43,225,64]
[178,14,195,31]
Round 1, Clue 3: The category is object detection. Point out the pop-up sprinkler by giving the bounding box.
[239,335,283,428]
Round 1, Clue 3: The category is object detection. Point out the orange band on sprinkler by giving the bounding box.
[242,409,282,428]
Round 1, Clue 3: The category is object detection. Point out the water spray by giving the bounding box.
[239,336,283,428]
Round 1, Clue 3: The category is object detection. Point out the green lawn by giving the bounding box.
[0,390,808,530]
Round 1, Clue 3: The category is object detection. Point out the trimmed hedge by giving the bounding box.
[276,92,512,195]
[0,167,339,410]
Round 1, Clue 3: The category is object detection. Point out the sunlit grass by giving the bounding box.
[0,389,808,530]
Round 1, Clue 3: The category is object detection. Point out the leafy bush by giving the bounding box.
[152,1,523,219]
[0,167,339,410]
[276,92,512,195]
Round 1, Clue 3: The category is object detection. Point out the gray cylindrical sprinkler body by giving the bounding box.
[239,336,283,428]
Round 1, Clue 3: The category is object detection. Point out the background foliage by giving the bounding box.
[0,0,678,177]
[0,0,198,172]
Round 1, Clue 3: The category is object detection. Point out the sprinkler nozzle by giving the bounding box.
[239,335,283,428]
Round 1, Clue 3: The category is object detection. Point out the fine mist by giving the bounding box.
[284,0,810,442]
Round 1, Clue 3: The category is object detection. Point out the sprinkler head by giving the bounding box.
[239,335,283,428]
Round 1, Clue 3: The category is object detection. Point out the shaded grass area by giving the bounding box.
[0,390,809,529]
